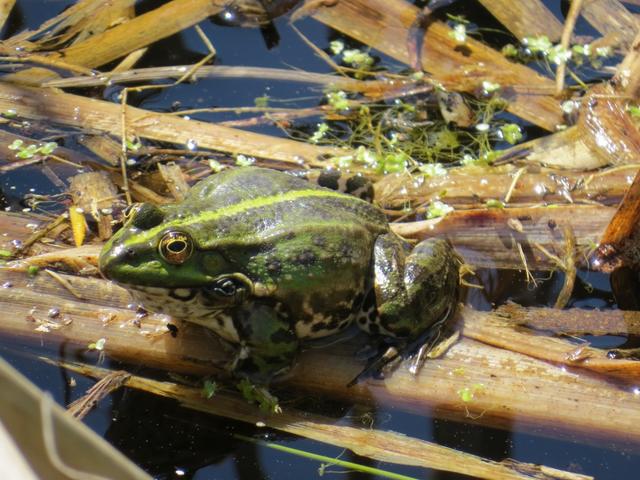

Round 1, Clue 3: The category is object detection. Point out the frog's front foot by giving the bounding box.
[228,301,299,385]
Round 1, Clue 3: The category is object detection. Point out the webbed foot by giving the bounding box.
[348,314,454,386]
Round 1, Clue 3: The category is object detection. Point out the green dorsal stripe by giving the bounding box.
[133,189,359,243]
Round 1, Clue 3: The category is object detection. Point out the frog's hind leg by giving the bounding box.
[372,234,460,338]
[230,301,299,384]
[350,234,459,384]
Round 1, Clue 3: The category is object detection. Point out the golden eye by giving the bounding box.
[159,231,193,265]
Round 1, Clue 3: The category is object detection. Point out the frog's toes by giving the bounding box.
[459,262,484,289]
[354,342,380,361]
[351,315,458,386]
[348,343,402,387]
[225,343,249,373]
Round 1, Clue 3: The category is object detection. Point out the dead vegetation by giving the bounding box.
[1,0,640,478]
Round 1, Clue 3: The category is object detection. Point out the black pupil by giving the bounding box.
[168,240,186,253]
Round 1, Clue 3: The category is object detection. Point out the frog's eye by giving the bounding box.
[159,231,193,265]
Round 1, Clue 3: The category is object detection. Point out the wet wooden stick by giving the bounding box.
[392,205,612,270]
[62,0,224,67]
[580,0,639,49]
[502,84,640,170]
[552,226,577,309]
[4,0,226,85]
[43,65,398,98]
[459,306,640,381]
[495,303,640,336]
[0,0,15,31]
[613,29,640,99]
[376,165,637,209]
[67,370,131,419]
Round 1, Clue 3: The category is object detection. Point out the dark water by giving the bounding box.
[1,1,639,479]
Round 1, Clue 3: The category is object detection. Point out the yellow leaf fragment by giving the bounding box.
[69,206,87,247]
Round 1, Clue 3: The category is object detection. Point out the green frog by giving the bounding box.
[99,167,460,383]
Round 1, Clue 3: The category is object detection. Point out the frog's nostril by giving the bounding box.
[126,248,136,258]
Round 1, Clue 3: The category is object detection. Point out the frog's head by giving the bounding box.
[99,203,253,305]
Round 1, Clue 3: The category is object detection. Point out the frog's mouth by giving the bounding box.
[123,272,258,310]
[122,284,241,343]
[124,284,204,306]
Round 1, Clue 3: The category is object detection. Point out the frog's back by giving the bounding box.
[186,167,313,208]
[171,167,388,249]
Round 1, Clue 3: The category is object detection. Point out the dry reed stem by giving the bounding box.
[59,360,593,480]
[43,65,395,98]
[392,205,610,270]
[477,0,563,41]
[0,1,15,31]
[0,82,346,166]
[310,0,563,130]
[580,0,639,49]
[4,0,226,86]
[375,165,637,210]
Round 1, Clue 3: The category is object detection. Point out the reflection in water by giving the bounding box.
[234,442,267,480]
[432,415,512,480]
[345,403,376,480]
[104,389,267,479]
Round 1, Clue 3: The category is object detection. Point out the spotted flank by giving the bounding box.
[130,282,374,343]
[353,287,383,336]
[293,297,356,339]
[127,285,240,343]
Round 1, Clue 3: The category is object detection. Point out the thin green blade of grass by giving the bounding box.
[233,434,419,480]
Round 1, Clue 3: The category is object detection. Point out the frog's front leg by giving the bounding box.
[230,301,299,384]
[371,234,460,339]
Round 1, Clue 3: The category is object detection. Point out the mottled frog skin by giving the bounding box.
[99,167,460,382]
